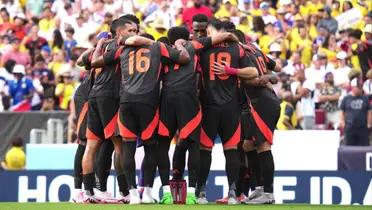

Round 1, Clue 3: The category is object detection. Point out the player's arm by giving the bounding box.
[264,53,282,73]
[193,33,239,54]
[211,32,239,44]
[119,36,154,46]
[77,48,94,68]
[213,62,258,80]
[161,41,190,64]
[91,39,123,68]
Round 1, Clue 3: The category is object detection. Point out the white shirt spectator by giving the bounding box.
[332,66,351,87]
[31,79,43,108]
[363,79,372,95]
[301,79,316,117]
[0,1,22,18]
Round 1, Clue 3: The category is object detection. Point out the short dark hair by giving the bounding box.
[4,59,16,73]
[157,37,170,45]
[120,14,140,32]
[141,33,155,41]
[70,53,79,61]
[208,18,223,31]
[233,29,246,44]
[11,137,24,147]
[222,21,235,32]
[116,18,134,30]
[168,26,190,45]
[110,19,119,36]
[192,14,208,23]
[349,29,362,40]
[65,27,75,34]
[35,55,45,63]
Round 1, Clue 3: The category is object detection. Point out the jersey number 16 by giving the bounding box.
[129,48,150,74]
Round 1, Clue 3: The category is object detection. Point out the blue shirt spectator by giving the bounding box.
[8,65,34,106]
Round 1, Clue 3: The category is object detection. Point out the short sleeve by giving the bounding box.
[103,46,123,66]
[340,97,346,111]
[191,37,212,54]
[160,42,181,62]
[284,104,293,118]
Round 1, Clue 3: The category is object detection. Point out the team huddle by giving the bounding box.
[71,13,282,205]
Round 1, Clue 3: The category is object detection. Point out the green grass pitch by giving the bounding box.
[0,203,371,210]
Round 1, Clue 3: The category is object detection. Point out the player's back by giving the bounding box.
[161,41,198,93]
[199,41,245,106]
[244,49,277,100]
[119,42,163,104]
[75,50,96,100]
[89,38,121,99]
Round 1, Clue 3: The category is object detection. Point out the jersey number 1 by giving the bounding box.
[129,48,150,74]
[256,57,267,75]
[209,52,231,80]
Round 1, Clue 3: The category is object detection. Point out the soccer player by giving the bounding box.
[91,35,190,204]
[191,14,209,40]
[81,18,137,203]
[157,26,240,205]
[213,39,282,204]
[196,19,258,205]
[71,48,96,203]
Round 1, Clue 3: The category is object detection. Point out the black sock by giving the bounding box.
[237,147,247,196]
[117,174,129,196]
[246,150,261,190]
[259,150,275,193]
[96,140,114,192]
[83,173,95,195]
[122,141,137,189]
[224,149,240,191]
[187,140,200,188]
[197,150,211,191]
[143,141,157,187]
[157,137,171,186]
[172,145,187,181]
[74,144,85,189]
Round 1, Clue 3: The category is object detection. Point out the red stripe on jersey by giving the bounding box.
[86,127,101,141]
[179,105,202,139]
[157,63,162,80]
[142,108,160,140]
[115,64,119,73]
[104,111,118,139]
[88,50,94,62]
[200,128,214,148]
[191,41,204,50]
[239,45,244,58]
[224,123,241,147]
[158,120,169,137]
[76,102,88,136]
[160,43,169,57]
[115,46,124,60]
[193,55,198,72]
[118,114,137,138]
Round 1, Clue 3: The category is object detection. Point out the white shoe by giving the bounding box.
[248,186,263,200]
[71,191,84,203]
[142,187,155,204]
[243,193,275,204]
[129,189,141,205]
[83,193,101,204]
[227,190,238,205]
[197,191,208,204]
[95,190,116,204]
[117,192,130,204]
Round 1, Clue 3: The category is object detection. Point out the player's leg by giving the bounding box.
[174,93,201,204]
[196,105,219,204]
[158,93,177,204]
[112,136,130,203]
[118,102,141,204]
[244,100,280,204]
[137,103,160,204]
[72,99,88,203]
[219,101,242,205]
[82,98,104,203]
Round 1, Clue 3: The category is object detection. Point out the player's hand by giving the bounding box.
[258,75,270,85]
[213,61,228,75]
[175,39,187,45]
[97,37,107,46]
[241,43,256,53]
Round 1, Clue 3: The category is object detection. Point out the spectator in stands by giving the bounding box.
[316,6,338,35]
[26,0,44,18]
[260,2,277,25]
[363,69,372,99]
[41,94,60,111]
[24,25,48,59]
[8,65,34,112]
[0,137,25,170]
[182,0,213,31]
[51,29,64,53]
[40,45,52,63]
[283,52,305,76]
[38,7,56,37]
[32,55,55,93]
[365,24,372,44]
[341,78,372,146]
[63,27,77,61]
[348,29,372,80]
[55,71,77,110]
[293,69,316,130]
[1,37,31,68]
[0,8,13,34]
[13,13,27,40]
[332,51,351,92]
[319,72,341,129]
[277,91,297,130]
[30,73,44,111]
[0,0,22,18]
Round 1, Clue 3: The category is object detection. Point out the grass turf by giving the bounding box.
[0,203,370,210]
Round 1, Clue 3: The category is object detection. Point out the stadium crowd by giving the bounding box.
[0,0,371,132]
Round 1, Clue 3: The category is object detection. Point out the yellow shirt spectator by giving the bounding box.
[39,18,56,32]
[55,81,78,110]
[277,99,297,130]
[215,5,231,19]
[145,19,168,41]
[1,137,26,170]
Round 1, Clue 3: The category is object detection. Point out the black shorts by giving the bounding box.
[200,100,241,148]
[158,92,201,142]
[86,97,119,141]
[246,98,280,145]
[75,96,88,141]
[241,109,252,141]
[118,102,159,140]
